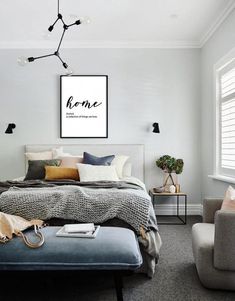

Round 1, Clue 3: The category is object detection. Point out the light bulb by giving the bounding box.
[65,67,73,75]
[69,14,79,19]
[80,16,91,25]
[42,30,51,40]
[17,56,29,67]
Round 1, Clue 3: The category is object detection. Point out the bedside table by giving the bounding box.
[149,189,187,225]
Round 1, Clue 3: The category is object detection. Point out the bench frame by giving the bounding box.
[0,270,132,301]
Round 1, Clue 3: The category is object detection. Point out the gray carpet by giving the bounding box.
[1,216,235,301]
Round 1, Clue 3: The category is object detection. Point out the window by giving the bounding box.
[215,52,235,179]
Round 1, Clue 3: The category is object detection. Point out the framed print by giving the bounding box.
[60,75,108,138]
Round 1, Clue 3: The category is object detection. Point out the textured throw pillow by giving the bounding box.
[83,152,115,166]
[77,163,119,182]
[59,155,83,168]
[111,155,129,178]
[24,159,61,180]
[45,166,79,181]
[221,186,235,211]
[25,151,53,161]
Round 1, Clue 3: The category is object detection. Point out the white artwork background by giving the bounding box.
[61,76,107,137]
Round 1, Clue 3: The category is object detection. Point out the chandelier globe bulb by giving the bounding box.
[65,66,73,75]
[80,16,91,25]
[17,56,29,67]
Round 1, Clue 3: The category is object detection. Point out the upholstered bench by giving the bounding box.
[0,226,142,301]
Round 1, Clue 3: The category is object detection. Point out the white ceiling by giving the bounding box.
[0,0,234,48]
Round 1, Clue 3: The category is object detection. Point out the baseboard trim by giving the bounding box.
[153,204,202,216]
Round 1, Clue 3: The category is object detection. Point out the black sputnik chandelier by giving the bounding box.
[17,0,90,75]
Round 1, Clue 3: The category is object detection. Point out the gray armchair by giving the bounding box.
[192,198,235,290]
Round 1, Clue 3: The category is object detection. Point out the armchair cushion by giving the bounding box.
[214,210,235,271]
[192,223,214,268]
[192,223,235,290]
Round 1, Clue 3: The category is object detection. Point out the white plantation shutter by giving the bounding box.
[221,68,235,97]
[218,59,235,177]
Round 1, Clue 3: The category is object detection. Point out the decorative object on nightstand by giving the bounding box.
[169,185,176,193]
[153,186,165,193]
[156,155,184,192]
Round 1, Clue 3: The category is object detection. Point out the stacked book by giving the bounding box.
[56,223,100,238]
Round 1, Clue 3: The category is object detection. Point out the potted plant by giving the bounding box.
[156,155,184,189]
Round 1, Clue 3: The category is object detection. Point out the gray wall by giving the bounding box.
[0,48,201,204]
[201,9,235,199]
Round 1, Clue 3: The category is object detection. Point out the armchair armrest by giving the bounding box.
[203,198,223,223]
[214,210,235,271]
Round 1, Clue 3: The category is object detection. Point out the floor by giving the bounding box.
[1,216,235,301]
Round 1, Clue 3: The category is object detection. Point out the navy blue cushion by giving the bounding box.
[0,227,142,271]
[83,152,115,166]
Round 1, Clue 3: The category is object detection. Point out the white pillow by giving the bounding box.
[122,162,132,178]
[77,163,119,182]
[111,155,129,178]
[25,151,53,161]
[52,147,70,159]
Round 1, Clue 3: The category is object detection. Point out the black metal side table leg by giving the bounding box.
[185,195,187,224]
[114,272,124,301]
[176,195,187,225]
[177,195,179,217]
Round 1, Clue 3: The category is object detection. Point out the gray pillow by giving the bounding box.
[24,159,61,180]
[83,152,115,166]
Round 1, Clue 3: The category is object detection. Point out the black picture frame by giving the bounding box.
[60,75,108,139]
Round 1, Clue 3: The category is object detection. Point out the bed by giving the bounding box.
[0,144,161,277]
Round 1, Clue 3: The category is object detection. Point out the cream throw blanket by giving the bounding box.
[0,212,44,244]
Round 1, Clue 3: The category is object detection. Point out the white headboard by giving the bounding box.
[25,144,145,181]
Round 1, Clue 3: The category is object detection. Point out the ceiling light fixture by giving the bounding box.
[17,0,90,75]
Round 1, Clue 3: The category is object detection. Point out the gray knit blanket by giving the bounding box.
[0,185,151,232]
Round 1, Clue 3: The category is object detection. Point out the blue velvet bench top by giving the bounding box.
[0,226,142,301]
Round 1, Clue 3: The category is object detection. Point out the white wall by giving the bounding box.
[0,48,201,204]
[201,9,235,199]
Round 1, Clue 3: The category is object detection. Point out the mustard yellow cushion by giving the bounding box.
[45,166,79,181]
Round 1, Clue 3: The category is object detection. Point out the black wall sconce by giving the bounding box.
[5,123,16,134]
[152,123,160,133]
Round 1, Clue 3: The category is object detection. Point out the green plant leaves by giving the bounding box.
[156,155,184,174]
